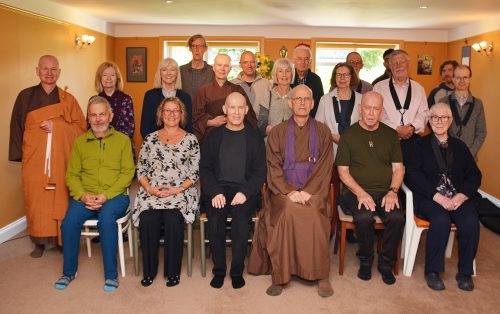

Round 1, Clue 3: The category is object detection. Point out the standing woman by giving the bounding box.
[316,62,362,155]
[141,58,192,138]
[257,58,294,138]
[94,61,135,142]
[133,97,200,287]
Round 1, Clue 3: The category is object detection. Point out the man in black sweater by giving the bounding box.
[200,92,266,289]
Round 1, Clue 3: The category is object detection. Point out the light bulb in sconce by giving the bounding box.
[75,34,96,48]
[471,41,494,56]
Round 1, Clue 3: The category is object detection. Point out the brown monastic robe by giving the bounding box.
[10,85,86,244]
[248,118,334,284]
[192,80,257,144]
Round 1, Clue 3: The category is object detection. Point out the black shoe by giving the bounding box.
[166,275,180,287]
[140,277,154,287]
[425,272,445,291]
[91,236,100,244]
[456,273,474,291]
[210,276,224,289]
[357,264,372,281]
[377,265,396,285]
[231,276,245,289]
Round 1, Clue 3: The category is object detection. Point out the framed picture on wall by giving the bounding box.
[461,46,471,66]
[126,47,147,82]
[417,54,432,75]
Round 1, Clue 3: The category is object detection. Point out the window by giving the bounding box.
[315,42,399,92]
[163,40,260,80]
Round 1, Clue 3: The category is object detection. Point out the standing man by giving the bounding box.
[231,51,271,115]
[427,60,459,107]
[346,51,373,94]
[200,92,266,289]
[54,96,135,291]
[336,91,405,285]
[180,34,215,101]
[248,85,334,297]
[372,48,394,86]
[291,44,324,117]
[9,55,86,258]
[373,49,429,162]
[192,54,257,144]
[439,65,486,159]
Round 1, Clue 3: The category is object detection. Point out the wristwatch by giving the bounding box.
[389,186,399,194]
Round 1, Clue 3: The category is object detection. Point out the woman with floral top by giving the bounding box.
[133,97,199,288]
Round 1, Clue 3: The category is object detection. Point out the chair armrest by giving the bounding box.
[401,183,414,223]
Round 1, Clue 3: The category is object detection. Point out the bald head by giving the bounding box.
[223,92,248,130]
[358,91,384,131]
[213,54,231,81]
[36,55,60,88]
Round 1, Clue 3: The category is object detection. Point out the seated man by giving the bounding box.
[336,91,405,285]
[248,85,334,297]
[54,96,135,291]
[200,92,266,289]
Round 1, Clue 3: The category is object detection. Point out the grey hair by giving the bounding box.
[389,49,410,62]
[429,102,452,117]
[87,95,113,114]
[293,45,312,60]
[271,58,295,85]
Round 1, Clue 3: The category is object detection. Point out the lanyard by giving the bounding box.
[389,79,412,126]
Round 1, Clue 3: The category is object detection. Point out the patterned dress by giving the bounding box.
[133,131,200,226]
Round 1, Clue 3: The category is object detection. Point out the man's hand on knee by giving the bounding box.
[230,192,247,206]
[381,191,399,212]
[357,192,376,211]
[212,194,226,209]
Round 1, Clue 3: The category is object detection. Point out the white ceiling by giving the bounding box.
[47,0,500,30]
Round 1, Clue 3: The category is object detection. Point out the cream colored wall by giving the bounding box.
[0,7,114,228]
[448,30,500,198]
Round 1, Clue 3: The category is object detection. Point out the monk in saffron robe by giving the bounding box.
[248,85,334,297]
[9,55,86,257]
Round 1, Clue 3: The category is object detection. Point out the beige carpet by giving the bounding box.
[1,225,499,314]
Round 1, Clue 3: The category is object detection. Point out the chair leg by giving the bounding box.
[118,222,126,278]
[403,227,423,277]
[133,226,139,276]
[401,227,406,259]
[339,223,347,275]
[445,230,455,258]
[333,223,340,255]
[473,259,476,277]
[200,219,206,278]
[187,223,192,277]
[127,223,133,257]
[85,226,92,257]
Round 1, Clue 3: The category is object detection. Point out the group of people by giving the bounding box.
[9,33,487,295]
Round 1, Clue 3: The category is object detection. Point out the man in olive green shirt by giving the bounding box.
[335,91,404,285]
[55,96,135,292]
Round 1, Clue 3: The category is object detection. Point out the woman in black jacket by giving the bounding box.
[405,102,481,292]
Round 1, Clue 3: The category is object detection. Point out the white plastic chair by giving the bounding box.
[401,184,458,277]
[81,208,133,278]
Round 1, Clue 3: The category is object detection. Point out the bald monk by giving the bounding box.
[248,85,334,297]
[9,55,86,257]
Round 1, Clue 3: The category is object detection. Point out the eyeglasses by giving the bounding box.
[163,109,181,115]
[390,60,408,66]
[335,73,351,79]
[241,61,256,65]
[295,57,311,63]
[454,76,470,81]
[190,44,206,50]
[348,60,362,65]
[430,115,450,122]
[292,97,312,103]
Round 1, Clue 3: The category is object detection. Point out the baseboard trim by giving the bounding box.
[479,189,500,207]
[0,216,27,244]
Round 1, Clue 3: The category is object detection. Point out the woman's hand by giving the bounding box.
[451,193,468,210]
[433,193,454,210]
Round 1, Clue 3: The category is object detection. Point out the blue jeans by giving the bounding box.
[61,194,129,280]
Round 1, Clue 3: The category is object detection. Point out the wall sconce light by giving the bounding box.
[75,34,96,48]
[471,41,494,56]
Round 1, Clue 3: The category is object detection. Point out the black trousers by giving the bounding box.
[415,198,479,275]
[341,191,405,268]
[205,185,255,278]
[139,209,184,278]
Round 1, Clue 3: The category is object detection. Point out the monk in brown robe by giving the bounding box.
[9,55,86,257]
[248,85,334,297]
[192,53,257,144]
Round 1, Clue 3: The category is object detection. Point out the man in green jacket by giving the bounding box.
[54,96,135,292]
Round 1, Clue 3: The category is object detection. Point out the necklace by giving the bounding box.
[368,133,374,148]
[160,128,181,143]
